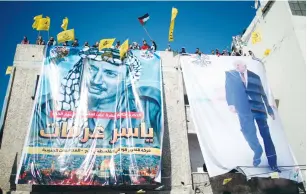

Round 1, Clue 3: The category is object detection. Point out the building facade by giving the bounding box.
[241,0,306,179]
[0,41,304,193]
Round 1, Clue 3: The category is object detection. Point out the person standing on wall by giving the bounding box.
[225,60,281,172]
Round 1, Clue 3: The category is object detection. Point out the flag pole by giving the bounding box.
[142,25,153,41]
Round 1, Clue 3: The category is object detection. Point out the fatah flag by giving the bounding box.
[37,16,50,31]
[138,13,150,25]
[32,14,42,29]
[5,66,13,75]
[61,17,68,31]
[99,38,115,51]
[57,29,75,43]
[120,39,129,59]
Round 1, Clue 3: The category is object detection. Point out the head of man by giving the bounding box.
[233,60,247,73]
[83,48,130,104]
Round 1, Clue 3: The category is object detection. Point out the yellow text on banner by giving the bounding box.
[99,38,115,51]
[57,29,75,43]
[25,147,161,156]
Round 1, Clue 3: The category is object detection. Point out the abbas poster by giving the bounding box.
[16,47,163,186]
[181,54,303,182]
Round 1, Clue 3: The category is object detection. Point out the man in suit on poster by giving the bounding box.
[225,60,281,172]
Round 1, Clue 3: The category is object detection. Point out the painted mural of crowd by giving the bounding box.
[18,154,160,186]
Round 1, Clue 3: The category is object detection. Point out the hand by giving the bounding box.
[270,114,275,120]
[228,105,236,113]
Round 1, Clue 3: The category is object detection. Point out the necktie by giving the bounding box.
[240,72,246,87]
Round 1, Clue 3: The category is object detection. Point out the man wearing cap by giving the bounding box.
[225,60,280,172]
[35,47,162,148]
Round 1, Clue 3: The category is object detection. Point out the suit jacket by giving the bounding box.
[225,70,273,118]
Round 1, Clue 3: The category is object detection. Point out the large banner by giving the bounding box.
[16,47,163,186]
[181,54,303,181]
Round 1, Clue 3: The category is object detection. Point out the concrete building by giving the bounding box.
[0,42,304,193]
[240,0,306,179]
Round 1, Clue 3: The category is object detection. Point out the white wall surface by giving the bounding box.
[291,15,306,62]
[241,1,306,172]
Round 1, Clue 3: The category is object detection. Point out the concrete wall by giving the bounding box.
[0,44,44,193]
[0,45,194,194]
[241,1,306,176]
[188,134,205,173]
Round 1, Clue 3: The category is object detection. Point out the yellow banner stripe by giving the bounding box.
[25,147,161,156]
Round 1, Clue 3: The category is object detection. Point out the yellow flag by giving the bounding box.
[99,38,116,51]
[171,7,178,20]
[264,49,271,56]
[61,17,68,31]
[270,172,279,179]
[120,39,129,59]
[169,7,178,42]
[37,16,50,31]
[169,20,175,42]
[222,178,232,185]
[251,31,261,44]
[57,29,75,43]
[32,14,42,29]
[5,66,13,75]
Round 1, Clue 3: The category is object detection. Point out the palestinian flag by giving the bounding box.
[138,13,150,25]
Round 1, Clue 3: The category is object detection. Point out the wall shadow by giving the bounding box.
[159,81,172,191]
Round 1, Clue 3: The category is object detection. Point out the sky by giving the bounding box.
[0,1,256,113]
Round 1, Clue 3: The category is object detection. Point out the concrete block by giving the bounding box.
[14,44,45,64]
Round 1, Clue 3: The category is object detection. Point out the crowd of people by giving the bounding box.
[21,36,254,57]
[21,36,158,51]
